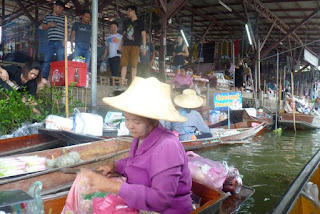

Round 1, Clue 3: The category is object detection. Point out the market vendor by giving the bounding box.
[234,59,244,92]
[62,77,193,213]
[171,65,194,93]
[0,61,43,96]
[164,89,213,141]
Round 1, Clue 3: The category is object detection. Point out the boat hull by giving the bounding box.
[41,183,254,214]
[0,138,131,193]
[279,113,320,129]
[209,109,273,129]
[182,122,266,151]
[0,136,255,214]
[272,148,320,213]
[0,129,103,157]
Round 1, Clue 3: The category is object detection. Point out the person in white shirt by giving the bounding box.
[102,21,123,77]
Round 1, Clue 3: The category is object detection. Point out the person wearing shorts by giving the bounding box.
[120,5,146,81]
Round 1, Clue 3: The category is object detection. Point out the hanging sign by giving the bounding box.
[213,92,242,111]
[304,49,318,67]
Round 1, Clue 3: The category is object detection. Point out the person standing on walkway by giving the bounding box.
[102,21,122,77]
[120,5,146,82]
[172,34,189,75]
[70,9,92,73]
[41,0,66,80]
[234,59,244,92]
[138,32,155,78]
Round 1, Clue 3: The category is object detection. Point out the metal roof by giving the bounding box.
[1,0,320,60]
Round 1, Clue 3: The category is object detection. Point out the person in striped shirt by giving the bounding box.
[41,0,66,80]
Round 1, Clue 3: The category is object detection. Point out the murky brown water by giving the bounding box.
[197,128,320,213]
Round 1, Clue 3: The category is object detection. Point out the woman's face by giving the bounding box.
[28,69,39,81]
[124,112,156,140]
[177,36,183,43]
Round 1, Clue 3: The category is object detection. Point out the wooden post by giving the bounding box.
[263,80,266,108]
[1,0,5,55]
[34,0,39,60]
[64,15,69,118]
[249,67,258,109]
[159,17,166,81]
[279,72,282,111]
[291,72,296,133]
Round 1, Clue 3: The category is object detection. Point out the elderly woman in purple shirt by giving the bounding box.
[77,77,193,213]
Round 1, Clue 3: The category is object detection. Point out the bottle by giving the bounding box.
[74,68,79,84]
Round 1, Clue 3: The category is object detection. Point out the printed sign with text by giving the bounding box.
[213,92,242,111]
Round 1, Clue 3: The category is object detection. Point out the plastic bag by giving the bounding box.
[223,165,243,194]
[302,182,320,205]
[62,173,105,213]
[62,173,138,214]
[45,115,73,132]
[187,151,228,190]
[26,181,44,214]
[73,109,103,136]
[0,122,44,139]
[100,60,107,73]
[93,194,138,214]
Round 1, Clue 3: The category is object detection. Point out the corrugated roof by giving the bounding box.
[1,0,320,59]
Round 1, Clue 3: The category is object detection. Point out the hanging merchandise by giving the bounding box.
[221,41,228,56]
[193,43,198,60]
[240,38,248,58]
[198,42,204,62]
[234,40,240,57]
[215,43,219,60]
[203,42,215,63]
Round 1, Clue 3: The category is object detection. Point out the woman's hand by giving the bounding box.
[96,162,115,176]
[80,168,122,194]
[0,68,9,82]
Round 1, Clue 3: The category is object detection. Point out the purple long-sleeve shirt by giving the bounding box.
[115,123,193,214]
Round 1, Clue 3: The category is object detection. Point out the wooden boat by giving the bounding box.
[272,148,320,214]
[279,113,320,129]
[209,109,273,129]
[38,128,103,143]
[0,129,103,157]
[0,134,64,157]
[182,121,266,151]
[41,181,254,214]
[0,135,255,214]
[0,138,131,193]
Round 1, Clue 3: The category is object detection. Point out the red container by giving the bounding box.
[50,60,87,87]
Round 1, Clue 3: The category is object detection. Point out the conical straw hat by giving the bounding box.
[174,89,203,109]
[102,77,187,122]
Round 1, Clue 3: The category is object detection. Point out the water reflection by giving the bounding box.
[197,129,320,213]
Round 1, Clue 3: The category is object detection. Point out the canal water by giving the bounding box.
[197,128,320,213]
